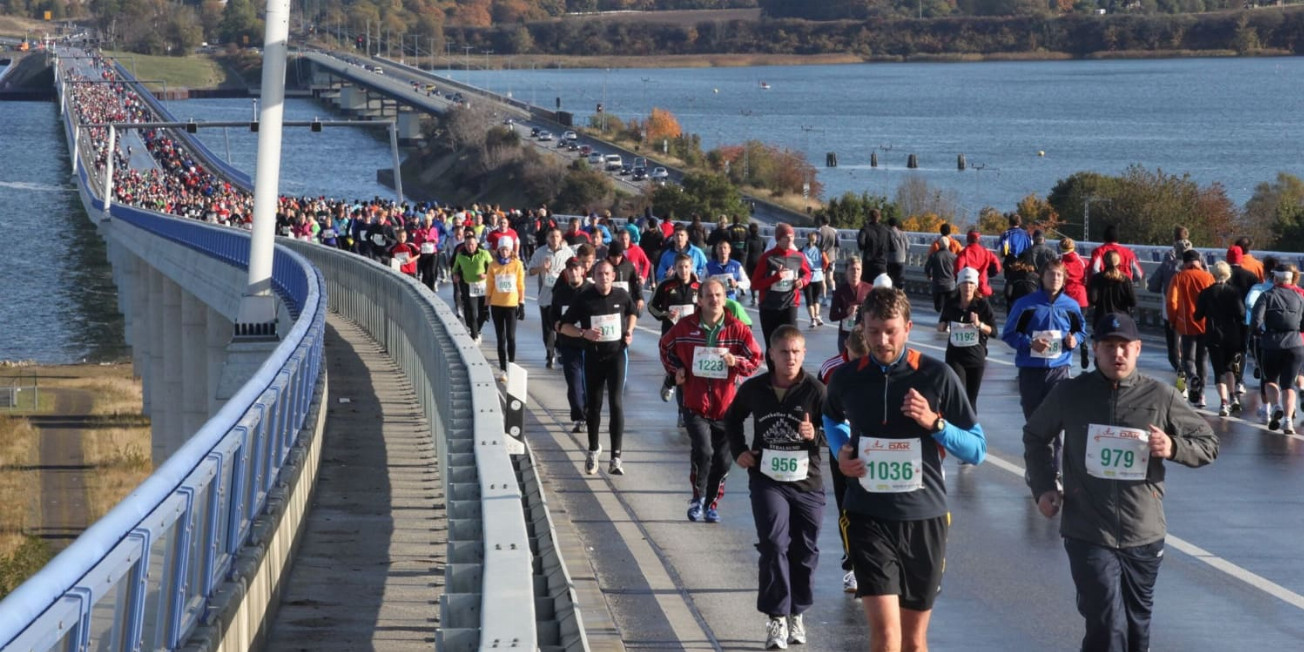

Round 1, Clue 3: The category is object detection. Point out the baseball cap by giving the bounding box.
[1094,312,1141,342]
[1226,245,1243,264]
[967,230,982,244]
[957,267,979,286]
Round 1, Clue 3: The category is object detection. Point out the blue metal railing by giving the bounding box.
[0,70,327,652]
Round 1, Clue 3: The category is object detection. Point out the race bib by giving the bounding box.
[1032,329,1063,359]
[322,229,337,239]
[612,281,629,293]
[670,304,696,324]
[949,322,980,348]
[371,233,386,245]
[394,252,410,264]
[774,268,794,292]
[710,273,735,287]
[810,268,824,283]
[468,281,486,297]
[389,258,401,270]
[761,449,810,482]
[841,316,857,332]
[420,242,436,254]
[592,313,622,342]
[1085,424,1150,481]
[691,346,729,379]
[495,273,515,293]
[858,437,923,493]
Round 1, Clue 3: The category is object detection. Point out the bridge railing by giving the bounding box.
[281,240,540,651]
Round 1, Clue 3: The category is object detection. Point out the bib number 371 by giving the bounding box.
[858,437,923,493]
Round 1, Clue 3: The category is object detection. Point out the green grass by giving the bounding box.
[103,50,237,91]
[0,536,53,599]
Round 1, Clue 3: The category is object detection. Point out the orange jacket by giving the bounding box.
[927,236,962,257]
[1166,267,1214,335]
[1241,254,1265,282]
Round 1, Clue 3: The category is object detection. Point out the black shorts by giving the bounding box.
[844,513,949,611]
[1262,347,1304,388]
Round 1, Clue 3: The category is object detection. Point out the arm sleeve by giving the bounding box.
[824,415,851,458]
[517,264,526,304]
[932,422,986,466]
[731,326,763,379]
[1165,388,1219,468]
[724,387,752,460]
[1001,303,1032,352]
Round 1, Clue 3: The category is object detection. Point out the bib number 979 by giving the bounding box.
[1099,448,1135,469]
[866,460,915,482]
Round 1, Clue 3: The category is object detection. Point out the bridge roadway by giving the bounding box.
[420,280,1304,650]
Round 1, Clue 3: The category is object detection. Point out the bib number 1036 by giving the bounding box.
[858,437,923,493]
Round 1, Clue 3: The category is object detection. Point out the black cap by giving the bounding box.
[1094,312,1141,342]
[1182,248,1201,263]
[607,240,625,257]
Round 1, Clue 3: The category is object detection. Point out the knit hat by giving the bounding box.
[872,273,893,289]
[497,236,515,251]
[957,267,980,286]
[1226,245,1243,265]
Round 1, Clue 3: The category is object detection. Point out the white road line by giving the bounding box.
[980,451,1304,612]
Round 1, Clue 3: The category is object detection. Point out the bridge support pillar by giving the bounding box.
[147,267,167,464]
[207,306,231,416]
[156,276,184,462]
[181,291,210,436]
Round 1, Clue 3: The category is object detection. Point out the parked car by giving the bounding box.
[538,131,554,141]
[604,154,623,171]
[650,166,670,180]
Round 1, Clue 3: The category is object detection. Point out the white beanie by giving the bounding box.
[497,236,515,251]
[957,267,980,286]
[873,273,893,289]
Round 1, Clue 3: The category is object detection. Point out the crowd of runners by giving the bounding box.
[72,47,1304,652]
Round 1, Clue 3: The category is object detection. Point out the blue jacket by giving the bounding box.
[705,258,745,299]
[999,227,1032,259]
[1001,289,1086,368]
[657,244,708,281]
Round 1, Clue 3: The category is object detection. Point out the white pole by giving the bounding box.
[236,0,292,335]
[102,124,116,218]
[72,125,79,174]
[389,120,403,205]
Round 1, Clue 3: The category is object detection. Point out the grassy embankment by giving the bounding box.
[0,14,45,40]
[103,49,245,95]
[0,364,150,597]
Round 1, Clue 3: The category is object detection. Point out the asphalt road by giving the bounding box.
[426,277,1304,651]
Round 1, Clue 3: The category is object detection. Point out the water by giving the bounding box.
[0,101,126,364]
[459,57,1304,220]
[0,97,398,364]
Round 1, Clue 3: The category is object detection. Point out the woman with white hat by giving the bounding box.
[937,267,997,412]
[487,235,526,381]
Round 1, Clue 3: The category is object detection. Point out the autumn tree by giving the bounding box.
[1048,166,1238,246]
[644,107,682,142]
[1015,193,1062,234]
[902,213,947,233]
[813,192,900,229]
[894,176,960,224]
[652,172,748,223]
[1246,173,1304,250]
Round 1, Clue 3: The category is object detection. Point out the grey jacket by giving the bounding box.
[1251,285,1304,351]
[1023,369,1217,548]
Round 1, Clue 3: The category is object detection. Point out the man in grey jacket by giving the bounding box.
[1023,311,1217,652]
[1147,227,1191,376]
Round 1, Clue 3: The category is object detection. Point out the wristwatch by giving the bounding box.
[932,416,946,433]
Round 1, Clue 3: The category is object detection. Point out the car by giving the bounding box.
[650,167,669,180]
[631,167,648,181]
[563,130,578,141]
[567,141,580,151]
[503,117,515,126]
[558,139,570,149]
[530,127,540,138]
[588,152,604,166]
[579,144,592,156]
[370,65,384,75]
[604,154,623,171]
[619,164,633,176]
[538,131,553,141]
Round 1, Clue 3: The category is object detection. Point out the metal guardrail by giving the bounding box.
[0,73,327,652]
[282,241,541,651]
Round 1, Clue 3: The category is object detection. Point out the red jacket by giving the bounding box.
[1089,242,1142,280]
[955,244,1002,297]
[1061,251,1088,308]
[659,312,762,421]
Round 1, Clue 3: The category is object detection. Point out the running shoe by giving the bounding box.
[704,506,721,523]
[1236,383,1246,396]
[687,498,704,522]
[765,617,788,650]
[1286,422,1297,435]
[787,614,806,645]
[546,356,555,370]
[608,456,624,475]
[584,448,600,475]
[1218,403,1230,418]
[573,420,586,433]
[842,570,858,594]
[1270,408,1284,431]
[1231,400,1242,414]
[660,386,675,402]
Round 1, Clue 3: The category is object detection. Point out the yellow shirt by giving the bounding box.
[487,258,526,308]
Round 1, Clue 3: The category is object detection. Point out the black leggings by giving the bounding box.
[948,360,986,414]
[490,305,518,371]
[585,350,627,454]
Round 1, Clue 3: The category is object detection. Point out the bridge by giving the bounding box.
[5,40,1304,652]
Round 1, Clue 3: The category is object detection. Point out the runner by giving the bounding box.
[752,223,812,357]
[650,254,702,421]
[725,325,827,650]
[1245,256,1279,422]
[817,328,870,595]
[549,253,593,434]
[1250,264,1304,433]
[1002,260,1087,420]
[388,228,420,278]
[705,240,746,301]
[451,230,492,343]
[801,231,827,327]
[660,279,762,524]
[1166,250,1214,408]
[558,260,639,475]
[1023,311,1217,652]
[828,258,872,355]
[1194,262,1247,417]
[528,227,574,368]
[486,236,525,381]
[656,225,709,281]
[823,287,986,652]
[937,268,997,413]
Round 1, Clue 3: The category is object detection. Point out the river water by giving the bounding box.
[5,56,1302,361]
[459,56,1304,218]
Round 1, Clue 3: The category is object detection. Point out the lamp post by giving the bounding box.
[483,49,494,95]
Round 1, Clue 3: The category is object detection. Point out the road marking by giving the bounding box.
[981,450,1304,612]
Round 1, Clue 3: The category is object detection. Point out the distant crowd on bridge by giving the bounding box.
[64,47,1304,651]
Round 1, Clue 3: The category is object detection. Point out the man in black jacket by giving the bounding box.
[856,208,891,283]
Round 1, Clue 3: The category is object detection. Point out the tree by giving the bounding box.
[1047,166,1238,246]
[219,0,261,46]
[555,166,614,213]
[1015,193,1062,234]
[644,107,682,142]
[894,176,960,224]
[651,172,748,222]
[1246,172,1304,250]
[813,191,900,229]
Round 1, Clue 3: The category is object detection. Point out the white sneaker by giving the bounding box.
[764,617,788,650]
[584,448,600,475]
[787,614,806,645]
[842,570,858,594]
[608,456,624,475]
